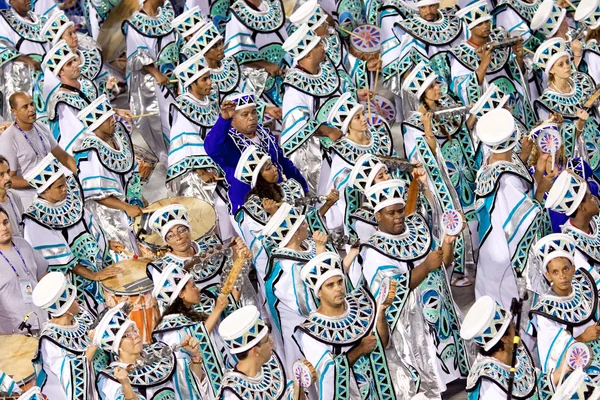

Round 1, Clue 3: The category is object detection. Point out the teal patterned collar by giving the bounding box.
[40,314,91,353]
[240,179,305,225]
[77,34,102,81]
[221,353,287,400]
[535,72,595,119]
[475,154,532,198]
[324,32,342,67]
[283,58,340,98]
[25,176,84,229]
[563,215,600,263]
[585,40,600,57]
[363,213,432,262]
[531,269,597,326]
[123,1,174,38]
[230,0,285,33]
[398,7,461,46]
[466,346,537,398]
[270,238,316,263]
[103,342,176,387]
[450,29,511,73]
[496,0,539,23]
[174,92,220,128]
[211,56,241,95]
[297,287,375,345]
[330,124,393,166]
[0,9,45,43]
[47,78,98,121]
[153,313,196,333]
[76,122,135,174]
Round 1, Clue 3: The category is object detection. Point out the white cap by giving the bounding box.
[218,305,269,354]
[289,0,328,30]
[545,171,587,216]
[41,11,74,46]
[534,37,569,74]
[575,0,600,29]
[173,52,212,89]
[148,204,191,241]
[531,0,567,38]
[455,0,492,30]
[42,40,77,76]
[348,154,387,192]
[225,92,256,110]
[401,61,437,99]
[301,252,344,293]
[327,93,364,134]
[469,83,509,119]
[32,272,76,317]
[460,295,512,351]
[365,179,406,213]
[77,94,115,132]
[171,6,205,37]
[534,233,576,272]
[475,108,519,153]
[261,202,306,249]
[234,145,271,187]
[152,263,193,305]
[282,23,321,62]
[23,154,66,194]
[93,302,136,354]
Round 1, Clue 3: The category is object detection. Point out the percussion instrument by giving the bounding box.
[371,277,397,333]
[101,258,160,343]
[0,335,38,393]
[379,156,415,174]
[442,209,463,236]
[289,195,326,207]
[566,342,592,370]
[364,95,396,123]
[328,231,361,248]
[114,115,132,132]
[349,24,381,62]
[582,85,600,110]
[432,105,471,120]
[488,36,522,50]
[533,123,562,171]
[221,250,251,295]
[367,114,388,128]
[293,360,316,388]
[133,145,158,184]
[134,197,217,258]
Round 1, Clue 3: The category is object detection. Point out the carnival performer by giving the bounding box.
[319,93,394,232]
[577,1,600,86]
[0,205,47,334]
[296,251,411,399]
[358,179,469,395]
[449,1,536,129]
[43,40,98,152]
[474,108,552,310]
[493,0,541,46]
[0,157,24,236]
[123,0,178,164]
[382,0,463,119]
[22,154,122,313]
[281,25,367,192]
[182,0,229,33]
[260,203,357,376]
[530,0,570,43]
[95,302,204,400]
[223,0,289,106]
[0,0,45,120]
[318,0,364,30]
[168,53,235,241]
[461,295,564,399]
[217,305,304,400]
[205,95,308,215]
[533,38,600,179]
[402,61,478,285]
[31,272,100,400]
[40,11,114,98]
[530,233,600,381]
[0,92,76,208]
[73,95,144,255]
[152,264,231,399]
[546,171,600,275]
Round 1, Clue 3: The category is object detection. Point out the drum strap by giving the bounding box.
[60,84,91,104]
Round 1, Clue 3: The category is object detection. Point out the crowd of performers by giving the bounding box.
[2,0,600,398]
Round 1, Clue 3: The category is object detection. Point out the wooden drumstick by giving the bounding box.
[373,53,382,95]
[562,0,575,9]
[371,279,397,334]
[221,251,249,295]
[131,113,159,119]
[336,26,363,40]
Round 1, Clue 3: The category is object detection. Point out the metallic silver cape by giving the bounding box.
[166,170,217,205]
[0,60,34,120]
[289,136,322,193]
[83,199,137,254]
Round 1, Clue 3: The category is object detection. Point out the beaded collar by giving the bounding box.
[562,215,600,263]
[76,34,102,81]
[398,7,462,46]
[76,122,135,174]
[230,0,285,33]
[220,353,287,400]
[172,92,220,128]
[122,1,174,38]
[475,154,532,198]
[535,72,595,119]
[449,29,511,73]
[153,313,196,333]
[39,314,91,353]
[330,124,393,166]
[211,56,241,95]
[283,58,340,98]
[0,9,45,43]
[25,176,84,229]
[47,78,98,121]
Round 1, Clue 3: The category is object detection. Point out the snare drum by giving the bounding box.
[0,335,38,393]
[101,258,160,343]
[134,197,217,258]
[349,24,381,62]
[134,145,158,184]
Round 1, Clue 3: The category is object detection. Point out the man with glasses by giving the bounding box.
[205,93,307,215]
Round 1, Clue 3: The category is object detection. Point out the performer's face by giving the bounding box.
[232,107,258,134]
[9,0,30,15]
[191,73,213,96]
[165,225,192,251]
[120,326,143,355]
[97,116,116,137]
[11,94,36,125]
[260,160,279,184]
[178,279,201,305]
[580,188,600,217]
[376,203,406,235]
[294,220,309,242]
[471,20,491,39]
[59,57,81,81]
[424,81,441,102]
[0,161,12,191]
[549,56,572,81]
[0,212,13,245]
[349,110,368,133]
[253,333,273,363]
[67,298,81,316]
[318,276,346,307]
[42,175,68,203]
[372,167,389,185]
[205,40,225,62]
[545,258,574,294]
[61,26,79,49]
[311,39,326,64]
[418,4,439,22]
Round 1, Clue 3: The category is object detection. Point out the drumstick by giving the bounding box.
[372,53,382,95]
[168,79,179,83]
[337,26,363,40]
[131,113,159,119]
[562,0,575,9]
[524,47,535,55]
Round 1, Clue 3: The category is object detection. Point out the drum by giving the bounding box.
[0,335,38,393]
[134,197,217,258]
[349,24,381,62]
[133,145,158,184]
[102,258,160,343]
[364,95,396,123]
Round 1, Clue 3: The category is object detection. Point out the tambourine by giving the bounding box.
[377,277,398,306]
[536,129,561,155]
[293,359,316,388]
[442,209,463,236]
[566,342,592,370]
[364,95,396,123]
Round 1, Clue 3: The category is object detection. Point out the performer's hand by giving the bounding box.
[550,113,564,126]
[0,121,11,135]
[571,40,583,59]
[576,109,589,131]
[535,170,557,200]
[114,367,130,384]
[232,237,252,259]
[58,0,77,9]
[366,57,382,72]
[520,135,534,158]
[106,76,119,91]
[197,168,218,183]
[181,336,201,357]
[221,101,236,120]
[18,55,41,71]
[359,333,377,355]
[265,106,282,120]
[317,125,343,141]
[214,293,230,311]
[115,109,133,121]
[420,112,433,133]
[576,325,600,343]
[312,231,329,247]
[357,89,373,102]
[153,71,169,86]
[126,204,143,218]
[109,240,126,253]
[264,62,283,77]
[324,189,339,205]
[262,198,281,215]
[476,43,493,69]
[411,166,428,185]
[424,249,443,271]
[94,265,122,281]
